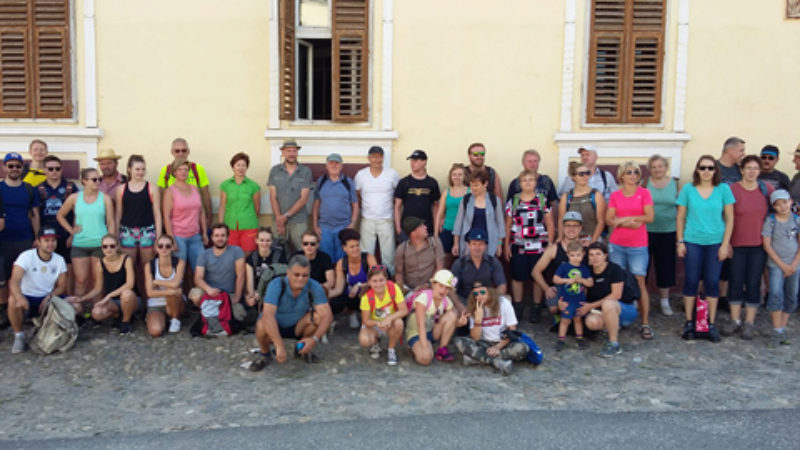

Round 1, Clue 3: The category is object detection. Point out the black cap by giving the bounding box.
[466,228,488,243]
[407,150,428,160]
[368,146,384,155]
[38,227,58,239]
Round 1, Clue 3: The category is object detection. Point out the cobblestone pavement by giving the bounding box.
[1,301,798,442]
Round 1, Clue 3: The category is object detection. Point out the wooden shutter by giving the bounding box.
[279,0,295,120]
[0,0,32,117]
[332,0,368,122]
[587,0,664,124]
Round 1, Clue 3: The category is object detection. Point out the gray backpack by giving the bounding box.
[29,297,79,354]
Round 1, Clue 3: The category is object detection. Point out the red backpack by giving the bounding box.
[365,281,400,314]
[198,292,233,336]
[164,162,201,187]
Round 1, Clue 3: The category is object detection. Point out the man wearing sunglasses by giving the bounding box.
[0,152,40,323]
[37,155,79,271]
[465,143,503,200]
[758,145,789,191]
[557,145,618,200]
[158,138,212,230]
[450,228,507,311]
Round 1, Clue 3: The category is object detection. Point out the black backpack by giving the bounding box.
[620,267,641,304]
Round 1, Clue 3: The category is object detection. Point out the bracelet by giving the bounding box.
[676,240,685,244]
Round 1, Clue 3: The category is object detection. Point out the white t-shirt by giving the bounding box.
[354,167,400,220]
[469,296,518,342]
[14,249,67,297]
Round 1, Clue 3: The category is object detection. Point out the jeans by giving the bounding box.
[175,233,204,270]
[766,262,800,313]
[729,246,766,307]
[359,218,395,274]
[319,225,346,264]
[682,242,723,297]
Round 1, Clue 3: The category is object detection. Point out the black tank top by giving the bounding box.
[102,255,129,296]
[121,182,155,228]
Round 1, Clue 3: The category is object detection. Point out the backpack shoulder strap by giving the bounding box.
[189,162,200,186]
[461,192,472,209]
[341,176,351,193]
[511,193,521,216]
[163,164,173,186]
[318,175,328,191]
[24,183,34,207]
[599,170,608,193]
[361,252,368,271]
[37,184,47,201]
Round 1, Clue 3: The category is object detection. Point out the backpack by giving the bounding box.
[276,276,317,322]
[404,288,447,317]
[255,260,289,303]
[365,280,401,315]
[620,268,641,304]
[504,329,543,366]
[565,188,598,212]
[28,297,79,354]
[461,192,498,213]
[317,174,351,193]
[164,162,200,187]
[197,291,233,336]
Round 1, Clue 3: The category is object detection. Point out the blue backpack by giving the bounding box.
[505,329,543,365]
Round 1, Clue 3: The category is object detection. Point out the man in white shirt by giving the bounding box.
[354,146,400,274]
[8,227,68,354]
[557,145,618,200]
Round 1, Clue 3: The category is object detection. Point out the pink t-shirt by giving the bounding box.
[608,186,653,248]
[170,185,202,238]
[730,182,772,247]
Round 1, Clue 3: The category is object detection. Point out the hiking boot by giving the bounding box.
[435,346,454,362]
[348,312,360,329]
[168,318,181,333]
[249,352,272,372]
[11,333,25,354]
[576,338,588,350]
[598,341,622,358]
[387,348,398,366]
[492,358,513,376]
[369,343,381,359]
[741,322,755,340]
[529,303,543,324]
[720,320,741,337]
[681,321,696,340]
[708,324,721,343]
[555,340,566,352]
[462,354,481,366]
[119,321,133,335]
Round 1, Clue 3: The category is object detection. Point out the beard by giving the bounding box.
[213,241,227,249]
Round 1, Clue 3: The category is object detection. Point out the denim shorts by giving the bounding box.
[175,233,204,270]
[608,243,649,276]
[407,331,434,349]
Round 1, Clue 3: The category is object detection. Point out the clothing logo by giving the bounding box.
[409,188,431,196]
[39,266,47,274]
[567,268,582,294]
[58,187,65,194]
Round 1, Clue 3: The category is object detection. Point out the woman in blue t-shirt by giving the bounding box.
[676,155,735,342]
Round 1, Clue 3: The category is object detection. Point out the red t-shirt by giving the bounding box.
[730,182,772,247]
[608,186,653,248]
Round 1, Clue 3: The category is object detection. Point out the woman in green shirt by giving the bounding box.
[218,152,261,255]
[646,154,678,316]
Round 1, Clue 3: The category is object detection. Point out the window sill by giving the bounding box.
[264,129,398,140]
[0,127,103,139]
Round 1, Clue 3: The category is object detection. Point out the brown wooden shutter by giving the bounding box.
[587,0,664,124]
[279,0,295,120]
[32,0,70,118]
[0,0,32,118]
[332,0,368,122]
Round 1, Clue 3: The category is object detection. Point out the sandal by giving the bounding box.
[640,324,654,340]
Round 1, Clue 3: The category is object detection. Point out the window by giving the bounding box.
[587,0,665,124]
[0,0,71,119]
[280,0,369,122]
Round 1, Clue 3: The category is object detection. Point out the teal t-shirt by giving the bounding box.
[676,183,735,245]
[647,178,677,233]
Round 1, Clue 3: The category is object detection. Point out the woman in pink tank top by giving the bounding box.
[163,159,208,271]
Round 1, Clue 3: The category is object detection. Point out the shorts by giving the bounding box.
[407,330,434,349]
[228,228,257,253]
[71,246,102,259]
[120,224,157,248]
[608,244,648,276]
[147,305,166,315]
[0,239,33,284]
[362,324,387,338]
[510,251,542,281]
[110,297,143,311]
[618,301,638,327]
[279,323,302,340]
[23,295,47,319]
[174,233,204,270]
[561,299,581,319]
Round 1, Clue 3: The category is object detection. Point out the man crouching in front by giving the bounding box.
[249,254,332,371]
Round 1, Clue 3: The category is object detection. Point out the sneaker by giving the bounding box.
[492,358,513,376]
[119,321,133,335]
[168,318,181,333]
[348,312,360,329]
[555,339,566,352]
[720,320,742,337]
[576,338,588,350]
[768,331,783,348]
[321,334,329,345]
[302,352,321,364]
[249,352,272,372]
[598,341,622,358]
[462,354,481,366]
[780,337,791,346]
[708,324,721,343]
[11,333,25,354]
[434,346,454,362]
[681,321,696,340]
[369,343,382,359]
[741,322,755,340]
[660,299,673,317]
[387,348,398,366]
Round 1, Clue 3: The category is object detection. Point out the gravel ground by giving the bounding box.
[1,300,798,442]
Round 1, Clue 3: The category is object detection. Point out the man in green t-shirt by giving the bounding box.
[158,137,212,228]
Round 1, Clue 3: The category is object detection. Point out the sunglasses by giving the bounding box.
[576,170,591,177]
[157,243,172,249]
[761,155,776,160]
[370,264,387,272]
[85,177,99,182]
[625,169,640,176]
[6,164,22,169]
[696,166,716,172]
[302,241,317,247]
[173,148,189,154]
[471,151,486,156]
[101,244,117,249]
[472,288,487,297]
[46,166,61,172]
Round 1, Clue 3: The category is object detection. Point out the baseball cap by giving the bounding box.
[466,228,488,243]
[430,269,457,289]
[770,189,791,204]
[402,216,425,235]
[761,145,779,157]
[326,153,343,163]
[38,227,58,239]
[407,150,428,160]
[4,152,24,164]
[368,146,384,155]
[563,211,583,223]
[577,145,598,154]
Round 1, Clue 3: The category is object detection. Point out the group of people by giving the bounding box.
[2,136,798,374]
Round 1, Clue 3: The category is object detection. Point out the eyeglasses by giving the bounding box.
[101,244,117,249]
[302,241,317,247]
[6,164,22,169]
[761,155,776,160]
[85,177,99,182]
[625,169,641,176]
[472,288,487,297]
[157,243,172,249]
[173,148,189,154]
[46,166,61,172]
[576,170,591,177]
[471,151,486,157]
[697,166,716,172]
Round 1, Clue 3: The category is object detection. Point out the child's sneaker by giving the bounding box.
[369,343,382,359]
[387,348,398,366]
[434,346,454,361]
[576,338,588,350]
[555,339,566,352]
